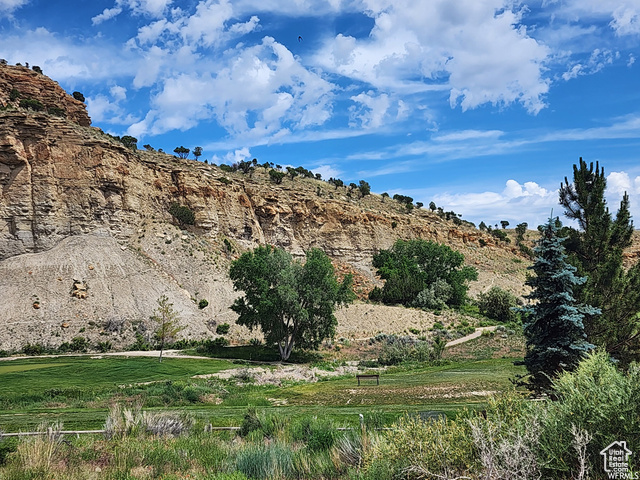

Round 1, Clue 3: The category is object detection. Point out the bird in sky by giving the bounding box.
[298,35,303,42]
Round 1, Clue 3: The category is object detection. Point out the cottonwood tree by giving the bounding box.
[230,246,355,361]
[559,158,640,364]
[151,295,183,363]
[370,239,477,307]
[519,217,597,393]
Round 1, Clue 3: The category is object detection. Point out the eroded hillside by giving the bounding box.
[0,64,537,351]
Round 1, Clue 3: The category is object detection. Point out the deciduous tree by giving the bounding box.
[230,246,355,361]
[150,295,183,363]
[371,239,477,307]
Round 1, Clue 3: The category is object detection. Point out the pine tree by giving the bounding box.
[559,158,640,364]
[519,217,597,393]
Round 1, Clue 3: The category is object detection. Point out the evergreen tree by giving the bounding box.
[519,217,597,393]
[173,146,190,159]
[559,158,640,364]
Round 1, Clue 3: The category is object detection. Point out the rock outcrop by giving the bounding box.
[0,64,90,127]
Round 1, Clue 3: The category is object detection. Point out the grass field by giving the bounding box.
[0,348,524,432]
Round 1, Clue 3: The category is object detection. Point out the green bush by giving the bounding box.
[198,299,209,309]
[201,337,229,353]
[57,336,89,353]
[239,408,262,437]
[19,98,44,111]
[96,341,112,352]
[216,323,230,335]
[130,333,151,351]
[168,203,195,226]
[365,414,477,478]
[22,343,47,355]
[47,106,65,117]
[539,350,640,476]
[477,286,518,323]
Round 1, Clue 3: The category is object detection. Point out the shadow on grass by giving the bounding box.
[195,344,323,364]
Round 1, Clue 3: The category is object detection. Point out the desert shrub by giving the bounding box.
[268,169,286,184]
[22,343,47,355]
[19,98,44,111]
[57,336,89,353]
[216,323,230,335]
[4,421,65,476]
[9,88,20,101]
[491,228,510,243]
[477,286,519,323]
[377,335,443,365]
[168,202,195,226]
[469,391,542,480]
[539,350,640,477]
[96,341,112,352]
[104,404,192,439]
[198,299,209,309]
[365,414,477,478]
[142,411,193,436]
[72,91,85,102]
[47,106,65,117]
[411,278,452,309]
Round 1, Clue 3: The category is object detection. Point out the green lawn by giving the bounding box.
[0,354,524,432]
[0,356,233,395]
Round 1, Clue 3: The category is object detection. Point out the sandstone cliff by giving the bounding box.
[0,65,532,351]
[0,64,90,127]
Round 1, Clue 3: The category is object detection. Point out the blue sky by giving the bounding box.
[2,0,640,228]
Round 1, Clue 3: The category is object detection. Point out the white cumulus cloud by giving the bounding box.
[315,0,551,114]
[433,179,558,227]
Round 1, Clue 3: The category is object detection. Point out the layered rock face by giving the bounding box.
[0,65,529,350]
[0,64,90,127]
[0,108,491,264]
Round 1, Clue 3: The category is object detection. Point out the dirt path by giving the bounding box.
[445,326,497,348]
[0,349,212,362]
